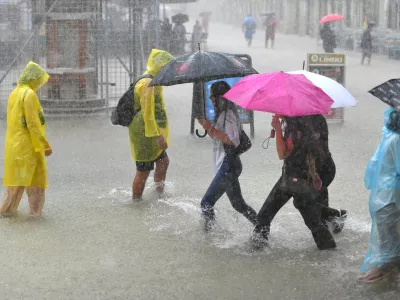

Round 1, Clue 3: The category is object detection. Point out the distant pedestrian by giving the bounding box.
[161,18,173,52]
[242,14,257,47]
[199,12,211,34]
[172,22,187,54]
[361,22,375,65]
[191,20,203,52]
[264,14,277,48]
[320,23,336,53]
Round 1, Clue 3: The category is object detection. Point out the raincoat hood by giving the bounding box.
[145,49,174,77]
[384,107,394,127]
[18,61,50,91]
[383,107,400,134]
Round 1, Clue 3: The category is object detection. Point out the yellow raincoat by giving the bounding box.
[129,49,173,162]
[3,61,51,188]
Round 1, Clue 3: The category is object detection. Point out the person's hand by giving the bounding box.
[271,115,282,131]
[199,118,212,131]
[45,149,53,157]
[156,135,168,150]
[313,176,323,191]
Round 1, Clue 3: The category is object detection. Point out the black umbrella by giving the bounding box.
[369,79,400,110]
[150,51,257,137]
[172,13,189,24]
[149,51,258,87]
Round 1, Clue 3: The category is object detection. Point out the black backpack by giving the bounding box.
[111,74,153,127]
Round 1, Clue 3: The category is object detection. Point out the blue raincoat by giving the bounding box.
[243,15,256,39]
[361,108,400,272]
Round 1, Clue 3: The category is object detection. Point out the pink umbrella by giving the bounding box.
[319,14,344,24]
[223,72,334,116]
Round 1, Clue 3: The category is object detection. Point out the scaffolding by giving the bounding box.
[0,0,162,117]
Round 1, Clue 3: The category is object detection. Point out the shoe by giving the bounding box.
[202,209,215,233]
[332,209,347,234]
[251,231,268,249]
[251,225,269,249]
[204,217,215,232]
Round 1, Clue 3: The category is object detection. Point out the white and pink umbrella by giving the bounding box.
[287,70,357,108]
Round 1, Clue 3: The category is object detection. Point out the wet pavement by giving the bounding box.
[0,22,399,299]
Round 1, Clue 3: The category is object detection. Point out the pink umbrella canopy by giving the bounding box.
[319,14,344,24]
[223,72,334,117]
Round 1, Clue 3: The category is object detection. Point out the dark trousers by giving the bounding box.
[201,156,258,225]
[256,177,336,250]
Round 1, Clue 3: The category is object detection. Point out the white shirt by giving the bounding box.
[212,109,241,173]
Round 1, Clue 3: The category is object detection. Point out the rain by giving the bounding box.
[0,0,400,299]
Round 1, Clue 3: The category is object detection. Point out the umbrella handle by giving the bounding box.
[196,129,208,138]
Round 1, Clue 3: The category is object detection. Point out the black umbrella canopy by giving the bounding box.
[369,79,400,110]
[172,13,189,24]
[149,52,258,87]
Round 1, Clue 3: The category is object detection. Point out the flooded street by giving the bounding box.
[0,20,400,300]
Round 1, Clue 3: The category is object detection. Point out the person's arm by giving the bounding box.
[307,151,323,190]
[272,115,293,160]
[275,127,293,160]
[210,127,234,145]
[23,90,51,154]
[198,119,234,146]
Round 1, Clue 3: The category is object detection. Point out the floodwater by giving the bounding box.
[0,22,399,300]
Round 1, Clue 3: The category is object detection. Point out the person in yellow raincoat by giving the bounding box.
[1,61,52,217]
[129,49,173,200]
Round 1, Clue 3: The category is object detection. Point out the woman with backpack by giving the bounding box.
[253,115,337,250]
[306,115,347,234]
[198,81,258,230]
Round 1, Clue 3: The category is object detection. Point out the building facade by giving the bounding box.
[222,0,400,36]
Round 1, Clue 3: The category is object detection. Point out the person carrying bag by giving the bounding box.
[198,81,257,231]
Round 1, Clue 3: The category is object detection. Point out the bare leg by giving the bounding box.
[0,187,25,216]
[154,155,170,195]
[133,171,150,200]
[26,187,45,217]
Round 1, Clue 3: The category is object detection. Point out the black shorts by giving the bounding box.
[136,151,168,172]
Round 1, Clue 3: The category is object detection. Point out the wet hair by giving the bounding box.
[210,81,239,123]
[284,116,322,155]
[386,110,400,133]
[306,115,329,140]
[210,81,231,98]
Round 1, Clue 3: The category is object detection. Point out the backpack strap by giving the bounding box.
[132,74,154,114]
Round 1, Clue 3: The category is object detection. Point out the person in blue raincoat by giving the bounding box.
[242,14,257,46]
[359,107,400,283]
